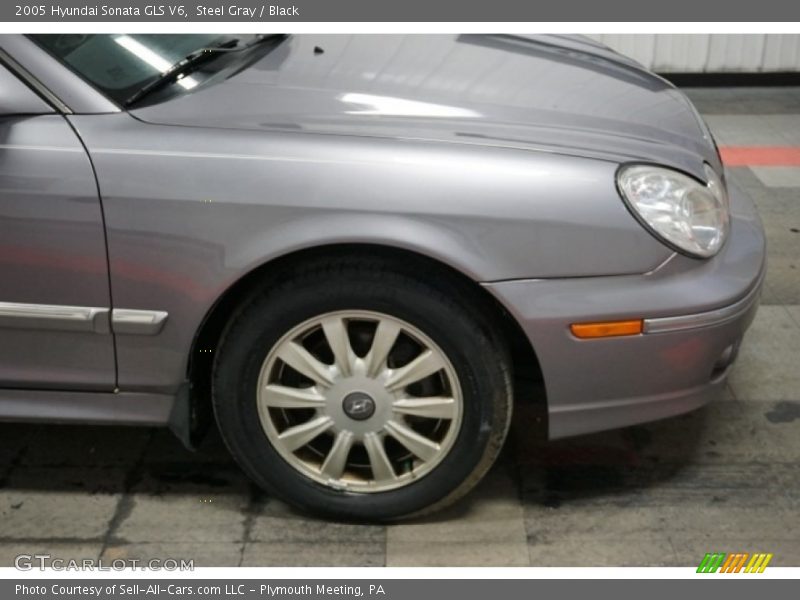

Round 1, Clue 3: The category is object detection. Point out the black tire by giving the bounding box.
[212,257,513,521]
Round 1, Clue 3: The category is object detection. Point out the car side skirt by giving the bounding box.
[0,388,174,426]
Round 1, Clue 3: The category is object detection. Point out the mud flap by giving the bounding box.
[167,381,211,450]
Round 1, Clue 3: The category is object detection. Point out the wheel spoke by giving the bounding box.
[385,419,440,462]
[384,349,444,392]
[321,316,354,377]
[392,397,457,420]
[276,341,334,387]
[363,432,396,482]
[364,320,401,377]
[320,431,354,480]
[262,384,326,409]
[277,416,333,452]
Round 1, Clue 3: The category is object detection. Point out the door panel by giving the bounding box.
[0,75,115,390]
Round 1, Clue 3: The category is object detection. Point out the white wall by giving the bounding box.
[587,34,800,72]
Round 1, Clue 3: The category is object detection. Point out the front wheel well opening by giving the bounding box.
[186,244,547,445]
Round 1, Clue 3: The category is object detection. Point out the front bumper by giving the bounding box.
[485,181,766,439]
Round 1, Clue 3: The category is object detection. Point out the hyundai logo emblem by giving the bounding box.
[342,392,376,421]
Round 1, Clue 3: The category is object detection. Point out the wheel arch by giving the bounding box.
[185,243,546,444]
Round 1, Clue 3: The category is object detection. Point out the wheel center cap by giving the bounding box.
[342,391,376,421]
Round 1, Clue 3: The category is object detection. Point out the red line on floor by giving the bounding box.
[719,146,800,166]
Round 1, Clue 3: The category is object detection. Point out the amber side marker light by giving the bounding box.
[570,319,644,339]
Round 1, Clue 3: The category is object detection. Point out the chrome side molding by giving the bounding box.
[0,302,168,335]
[111,308,169,335]
[0,302,109,333]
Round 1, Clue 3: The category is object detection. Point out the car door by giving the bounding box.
[0,60,115,390]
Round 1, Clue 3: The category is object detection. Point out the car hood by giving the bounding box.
[132,34,720,176]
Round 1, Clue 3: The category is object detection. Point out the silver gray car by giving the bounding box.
[0,34,766,520]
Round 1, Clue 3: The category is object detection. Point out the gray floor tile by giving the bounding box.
[748,199,800,305]
[245,495,384,567]
[634,400,800,464]
[0,468,125,540]
[703,115,776,146]
[752,167,800,188]
[249,500,384,545]
[768,115,800,145]
[704,114,800,146]
[528,537,678,567]
[759,282,783,306]
[764,268,800,308]
[113,468,250,544]
[725,167,800,305]
[113,495,248,544]
[519,400,800,557]
[388,540,527,567]
[524,495,797,545]
[521,451,795,499]
[386,468,528,566]
[738,173,800,216]
[726,166,768,195]
[785,305,800,329]
[242,541,384,567]
[729,306,800,401]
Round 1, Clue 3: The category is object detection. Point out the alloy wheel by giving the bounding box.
[256,310,463,493]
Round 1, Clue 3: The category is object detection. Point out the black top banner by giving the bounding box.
[3,0,800,22]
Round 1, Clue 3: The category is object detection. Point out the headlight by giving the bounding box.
[617,164,730,258]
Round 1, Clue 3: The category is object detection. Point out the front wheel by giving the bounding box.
[212,260,512,521]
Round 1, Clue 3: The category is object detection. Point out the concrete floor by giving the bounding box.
[1,87,799,568]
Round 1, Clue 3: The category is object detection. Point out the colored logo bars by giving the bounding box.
[697,553,773,573]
